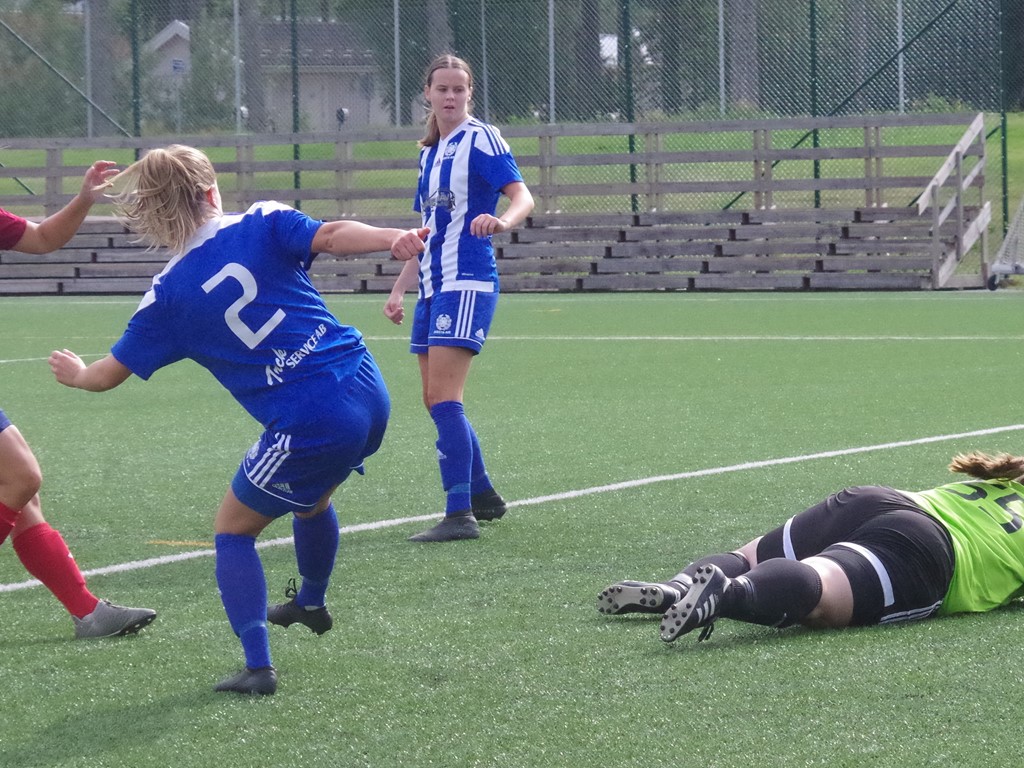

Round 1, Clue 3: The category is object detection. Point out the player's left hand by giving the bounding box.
[80,161,120,203]
[383,295,405,325]
[469,214,508,238]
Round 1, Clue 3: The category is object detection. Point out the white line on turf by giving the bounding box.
[2,422,1023,593]
[431,335,1024,342]
[4,335,1024,366]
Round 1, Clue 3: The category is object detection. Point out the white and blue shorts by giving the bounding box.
[410,290,498,355]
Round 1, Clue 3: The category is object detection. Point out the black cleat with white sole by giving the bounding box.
[659,564,728,643]
[596,580,684,616]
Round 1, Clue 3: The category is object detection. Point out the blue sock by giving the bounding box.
[215,533,272,670]
[430,400,472,515]
[467,424,494,496]
[292,503,339,608]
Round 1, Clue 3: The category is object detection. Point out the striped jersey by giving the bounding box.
[413,116,524,298]
[902,479,1024,614]
[110,201,368,439]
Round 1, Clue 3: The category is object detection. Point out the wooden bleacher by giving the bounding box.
[0,112,991,294]
[0,202,976,295]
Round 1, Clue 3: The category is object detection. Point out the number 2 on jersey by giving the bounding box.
[202,263,285,349]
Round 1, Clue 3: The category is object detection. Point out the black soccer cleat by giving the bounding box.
[214,666,278,696]
[408,513,480,542]
[596,580,684,616]
[659,564,728,643]
[471,489,508,522]
[267,578,333,635]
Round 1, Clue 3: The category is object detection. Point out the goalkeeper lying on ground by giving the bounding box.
[598,451,1024,643]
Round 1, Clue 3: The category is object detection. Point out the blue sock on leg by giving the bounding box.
[430,400,472,515]
[467,424,494,496]
[215,533,272,670]
[292,503,339,608]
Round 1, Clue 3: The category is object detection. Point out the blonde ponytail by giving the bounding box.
[948,451,1024,482]
[112,144,218,254]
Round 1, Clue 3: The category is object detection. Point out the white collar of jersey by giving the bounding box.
[183,216,228,254]
[439,116,473,142]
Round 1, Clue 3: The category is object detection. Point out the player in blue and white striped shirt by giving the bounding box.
[49,145,427,695]
[385,54,535,543]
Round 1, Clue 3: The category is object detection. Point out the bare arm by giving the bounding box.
[383,257,421,325]
[48,350,132,392]
[311,220,428,261]
[13,161,119,254]
[469,180,535,238]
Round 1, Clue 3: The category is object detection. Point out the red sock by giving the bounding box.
[0,501,18,546]
[13,523,99,618]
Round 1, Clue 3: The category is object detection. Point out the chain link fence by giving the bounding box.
[0,0,1018,224]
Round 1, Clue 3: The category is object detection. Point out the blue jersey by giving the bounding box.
[111,202,368,439]
[413,117,524,298]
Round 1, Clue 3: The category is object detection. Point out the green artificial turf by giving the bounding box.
[1,291,1023,767]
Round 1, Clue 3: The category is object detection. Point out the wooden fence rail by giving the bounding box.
[0,112,990,293]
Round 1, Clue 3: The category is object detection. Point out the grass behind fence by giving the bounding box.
[2,114,1021,222]
[2,292,1024,766]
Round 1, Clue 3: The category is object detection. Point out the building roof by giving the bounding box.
[256,20,375,69]
[144,19,190,54]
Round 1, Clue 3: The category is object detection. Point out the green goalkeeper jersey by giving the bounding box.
[903,479,1024,615]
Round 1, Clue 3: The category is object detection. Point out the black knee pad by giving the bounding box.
[726,558,823,628]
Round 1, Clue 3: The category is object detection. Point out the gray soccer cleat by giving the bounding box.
[73,599,157,639]
[596,580,685,616]
[659,564,728,643]
[408,513,480,542]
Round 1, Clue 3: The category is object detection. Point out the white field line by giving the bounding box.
[5,334,1024,366]
[2,422,1023,593]
[429,335,1024,342]
[3,292,1021,306]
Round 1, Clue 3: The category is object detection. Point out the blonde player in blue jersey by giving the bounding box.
[384,54,535,543]
[48,144,427,695]
[598,451,1024,643]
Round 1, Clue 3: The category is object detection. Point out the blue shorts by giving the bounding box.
[0,409,10,433]
[410,290,498,355]
[231,355,390,518]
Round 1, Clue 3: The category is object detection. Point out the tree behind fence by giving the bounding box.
[0,0,1011,135]
[0,0,1016,226]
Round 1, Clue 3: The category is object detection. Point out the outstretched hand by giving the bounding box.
[80,161,120,203]
[47,350,132,392]
[48,348,87,388]
[391,227,429,261]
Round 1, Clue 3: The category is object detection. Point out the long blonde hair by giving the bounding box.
[112,144,219,254]
[419,54,474,149]
[949,451,1024,482]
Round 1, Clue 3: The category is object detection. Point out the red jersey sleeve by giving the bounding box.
[0,208,28,250]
